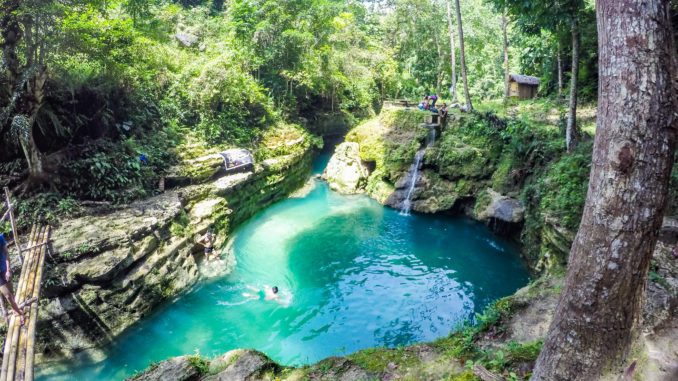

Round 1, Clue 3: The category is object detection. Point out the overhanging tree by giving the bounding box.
[532,0,677,379]
[1,0,50,184]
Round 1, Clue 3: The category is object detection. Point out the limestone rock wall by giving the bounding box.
[322,108,581,273]
[34,143,313,363]
[322,142,369,194]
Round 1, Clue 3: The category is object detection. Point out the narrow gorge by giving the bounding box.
[34,107,678,381]
[1,1,675,380]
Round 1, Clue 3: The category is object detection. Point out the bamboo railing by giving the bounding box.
[0,225,51,381]
[2,189,23,267]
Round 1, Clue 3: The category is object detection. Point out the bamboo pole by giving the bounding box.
[0,204,9,322]
[0,298,7,324]
[2,226,42,381]
[23,227,49,381]
[3,188,22,265]
[0,225,36,381]
[15,228,46,380]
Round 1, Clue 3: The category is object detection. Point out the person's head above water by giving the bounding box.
[272,286,279,294]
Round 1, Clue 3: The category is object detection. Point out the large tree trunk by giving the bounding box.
[0,0,21,88]
[445,0,458,103]
[565,18,580,152]
[0,0,22,127]
[12,69,47,182]
[454,0,472,111]
[502,10,509,102]
[435,32,443,96]
[557,41,563,98]
[13,115,44,180]
[532,1,678,380]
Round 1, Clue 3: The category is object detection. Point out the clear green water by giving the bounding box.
[38,152,529,381]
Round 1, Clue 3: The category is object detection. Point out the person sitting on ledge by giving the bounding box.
[418,95,430,111]
[0,234,25,325]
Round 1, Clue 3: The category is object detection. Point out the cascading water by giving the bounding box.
[400,126,436,215]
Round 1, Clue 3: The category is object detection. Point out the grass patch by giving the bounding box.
[432,327,480,361]
[347,346,421,373]
[188,354,210,375]
[649,270,675,296]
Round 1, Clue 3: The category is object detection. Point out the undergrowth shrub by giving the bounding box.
[537,142,592,230]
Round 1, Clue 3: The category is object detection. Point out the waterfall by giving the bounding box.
[400,126,436,216]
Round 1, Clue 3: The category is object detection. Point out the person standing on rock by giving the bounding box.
[428,94,438,108]
[0,234,25,325]
[196,229,217,261]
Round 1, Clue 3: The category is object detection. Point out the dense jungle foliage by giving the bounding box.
[2,0,673,227]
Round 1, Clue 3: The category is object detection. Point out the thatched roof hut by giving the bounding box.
[509,74,540,100]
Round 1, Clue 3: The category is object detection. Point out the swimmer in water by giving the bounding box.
[243,285,283,304]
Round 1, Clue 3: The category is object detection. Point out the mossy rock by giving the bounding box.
[365,171,396,204]
[345,109,430,182]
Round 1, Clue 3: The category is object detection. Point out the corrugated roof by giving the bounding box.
[510,74,540,86]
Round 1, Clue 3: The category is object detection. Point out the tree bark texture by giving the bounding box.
[446,0,458,103]
[0,0,22,88]
[565,17,580,153]
[502,11,509,101]
[1,0,48,182]
[557,41,564,98]
[435,31,443,96]
[454,0,472,111]
[532,1,677,380]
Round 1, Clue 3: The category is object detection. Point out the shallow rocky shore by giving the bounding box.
[128,225,677,381]
[129,110,678,381]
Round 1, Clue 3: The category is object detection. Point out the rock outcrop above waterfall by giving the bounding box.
[31,128,315,363]
[323,142,370,194]
[326,107,593,272]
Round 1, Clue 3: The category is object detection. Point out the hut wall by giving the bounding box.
[510,82,520,97]
[517,84,538,100]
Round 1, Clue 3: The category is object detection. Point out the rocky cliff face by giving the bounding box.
[323,108,589,274]
[33,135,314,363]
[324,108,527,234]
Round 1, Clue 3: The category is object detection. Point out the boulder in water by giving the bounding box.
[476,189,525,224]
[205,350,278,381]
[130,355,201,381]
[323,142,370,194]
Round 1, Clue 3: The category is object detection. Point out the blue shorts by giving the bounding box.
[0,236,7,286]
[0,255,7,286]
